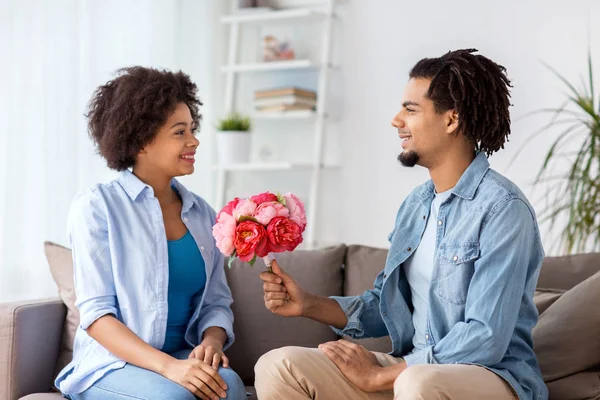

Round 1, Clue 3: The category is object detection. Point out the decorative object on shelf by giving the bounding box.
[263,35,295,62]
[254,87,316,113]
[259,146,274,162]
[238,0,258,7]
[216,112,252,165]
[212,191,307,270]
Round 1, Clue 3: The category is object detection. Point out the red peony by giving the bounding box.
[234,221,268,262]
[218,197,241,221]
[266,217,303,252]
[250,192,278,205]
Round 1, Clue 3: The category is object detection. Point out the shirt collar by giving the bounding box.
[451,151,490,200]
[417,151,490,201]
[117,170,201,213]
[117,169,148,201]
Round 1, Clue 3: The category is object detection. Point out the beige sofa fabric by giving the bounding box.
[44,242,78,377]
[0,299,65,400]
[534,272,600,382]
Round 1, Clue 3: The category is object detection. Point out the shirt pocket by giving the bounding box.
[435,244,479,305]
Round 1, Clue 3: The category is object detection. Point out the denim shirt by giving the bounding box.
[331,152,547,400]
[55,170,234,394]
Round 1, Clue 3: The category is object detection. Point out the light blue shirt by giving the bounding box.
[403,189,452,353]
[331,152,547,400]
[55,170,234,395]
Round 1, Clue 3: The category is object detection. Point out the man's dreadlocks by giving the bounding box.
[409,48,512,156]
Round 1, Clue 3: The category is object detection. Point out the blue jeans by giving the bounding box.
[67,349,247,400]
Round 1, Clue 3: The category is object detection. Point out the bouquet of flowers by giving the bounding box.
[212,191,307,270]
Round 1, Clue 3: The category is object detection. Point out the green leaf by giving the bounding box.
[248,254,257,266]
[529,53,600,254]
[588,49,595,110]
[276,192,287,207]
[217,112,252,131]
[238,215,259,223]
[227,250,237,268]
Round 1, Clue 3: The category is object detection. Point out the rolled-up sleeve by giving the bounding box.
[329,269,388,339]
[68,189,118,330]
[195,210,235,350]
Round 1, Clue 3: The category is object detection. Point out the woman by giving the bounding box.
[55,67,246,400]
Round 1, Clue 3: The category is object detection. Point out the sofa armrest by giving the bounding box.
[0,298,66,400]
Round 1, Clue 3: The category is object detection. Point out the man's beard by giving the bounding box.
[397,151,419,167]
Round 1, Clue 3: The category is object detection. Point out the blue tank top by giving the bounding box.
[162,230,207,353]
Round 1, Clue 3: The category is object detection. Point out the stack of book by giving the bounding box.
[254,87,317,113]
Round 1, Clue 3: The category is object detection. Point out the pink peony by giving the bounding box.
[250,192,278,205]
[283,193,307,232]
[235,221,268,261]
[253,201,290,226]
[266,217,303,252]
[233,199,257,221]
[212,213,236,256]
[217,197,240,221]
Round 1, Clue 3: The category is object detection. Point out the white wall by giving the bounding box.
[324,0,600,255]
[213,0,600,254]
[0,0,219,302]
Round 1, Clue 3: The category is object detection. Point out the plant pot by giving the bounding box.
[216,130,251,164]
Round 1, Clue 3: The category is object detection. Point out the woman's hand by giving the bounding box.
[189,340,230,369]
[162,358,228,400]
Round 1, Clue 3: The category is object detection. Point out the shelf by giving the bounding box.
[211,162,337,172]
[253,110,317,120]
[221,59,317,73]
[221,8,328,25]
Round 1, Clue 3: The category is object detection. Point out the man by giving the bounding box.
[256,49,547,400]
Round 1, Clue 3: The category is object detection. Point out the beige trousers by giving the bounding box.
[254,346,517,400]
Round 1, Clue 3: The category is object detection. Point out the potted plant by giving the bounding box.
[521,51,600,254]
[216,112,252,165]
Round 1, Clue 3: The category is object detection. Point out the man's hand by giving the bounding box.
[319,339,387,393]
[189,339,229,370]
[259,259,305,317]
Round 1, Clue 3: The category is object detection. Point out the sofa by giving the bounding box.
[1,243,599,400]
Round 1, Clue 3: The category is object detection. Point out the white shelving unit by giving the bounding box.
[215,0,336,249]
[221,59,317,73]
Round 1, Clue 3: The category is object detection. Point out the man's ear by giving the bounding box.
[446,110,459,134]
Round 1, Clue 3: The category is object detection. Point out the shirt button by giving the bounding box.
[200,246,205,251]
[383,274,387,278]
[407,247,412,252]
[425,334,430,340]
[438,220,443,226]
[382,312,387,316]
[422,215,426,220]
[453,256,459,261]
[183,217,189,222]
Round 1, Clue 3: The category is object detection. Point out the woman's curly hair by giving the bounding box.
[87,66,202,171]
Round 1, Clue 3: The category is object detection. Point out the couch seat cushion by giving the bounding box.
[224,245,345,385]
[533,271,600,382]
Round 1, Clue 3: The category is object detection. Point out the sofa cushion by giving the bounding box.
[44,241,77,378]
[538,253,600,291]
[342,245,392,353]
[224,245,346,385]
[19,393,64,400]
[533,289,564,315]
[533,271,600,382]
[545,370,600,400]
